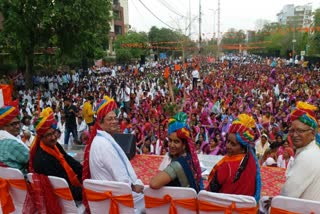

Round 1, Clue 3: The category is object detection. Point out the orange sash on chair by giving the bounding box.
[54,187,74,200]
[144,194,197,214]
[8,179,27,190]
[198,200,257,214]
[270,206,305,214]
[84,188,134,214]
[0,178,15,214]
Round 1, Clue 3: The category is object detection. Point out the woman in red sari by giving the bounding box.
[206,114,261,201]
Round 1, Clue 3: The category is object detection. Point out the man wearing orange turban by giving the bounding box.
[281,101,320,200]
[0,101,29,171]
[82,96,144,213]
[29,108,83,202]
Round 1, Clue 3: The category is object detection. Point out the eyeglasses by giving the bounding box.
[43,131,56,138]
[288,128,313,135]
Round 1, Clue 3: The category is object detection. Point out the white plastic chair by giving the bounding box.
[83,179,135,214]
[27,173,84,214]
[144,186,197,214]
[0,166,27,214]
[197,190,257,214]
[270,195,320,214]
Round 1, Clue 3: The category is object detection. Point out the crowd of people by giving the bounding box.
[0,54,319,213]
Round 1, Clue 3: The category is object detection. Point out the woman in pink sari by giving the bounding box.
[203,137,222,155]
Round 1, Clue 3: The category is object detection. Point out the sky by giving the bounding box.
[128,0,320,40]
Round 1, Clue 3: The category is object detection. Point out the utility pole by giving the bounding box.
[189,0,191,37]
[199,0,202,55]
[217,0,220,58]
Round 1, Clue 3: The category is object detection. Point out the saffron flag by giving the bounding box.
[0,84,12,107]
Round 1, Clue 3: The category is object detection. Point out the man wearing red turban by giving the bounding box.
[0,101,29,171]
[82,96,144,213]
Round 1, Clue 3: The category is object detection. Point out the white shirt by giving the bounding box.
[281,140,320,201]
[89,130,144,212]
[192,69,200,79]
[255,140,270,158]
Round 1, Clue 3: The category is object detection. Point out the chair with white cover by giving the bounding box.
[144,186,197,214]
[270,195,320,214]
[83,179,135,214]
[27,173,85,214]
[0,166,27,214]
[197,190,257,214]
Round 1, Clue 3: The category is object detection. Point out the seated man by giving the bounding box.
[281,101,320,199]
[0,101,29,172]
[29,107,83,201]
[82,96,144,213]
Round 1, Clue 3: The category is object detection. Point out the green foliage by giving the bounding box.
[249,22,311,57]
[148,26,192,58]
[309,9,320,55]
[115,31,148,63]
[0,0,112,87]
[116,48,133,64]
[163,102,177,117]
[221,29,246,45]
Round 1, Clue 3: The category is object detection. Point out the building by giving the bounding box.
[277,4,295,25]
[277,4,312,27]
[108,0,129,55]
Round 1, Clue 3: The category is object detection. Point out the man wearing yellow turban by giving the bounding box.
[0,101,29,171]
[281,101,320,200]
[29,107,83,203]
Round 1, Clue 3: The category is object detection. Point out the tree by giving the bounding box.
[148,26,189,58]
[308,9,320,56]
[220,29,246,53]
[0,0,112,88]
[114,31,148,63]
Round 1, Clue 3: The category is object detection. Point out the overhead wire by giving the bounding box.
[158,0,185,17]
[130,0,150,30]
[137,0,177,30]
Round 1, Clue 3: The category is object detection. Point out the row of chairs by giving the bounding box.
[1,166,320,214]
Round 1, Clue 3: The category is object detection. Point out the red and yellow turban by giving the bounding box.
[290,101,318,129]
[229,114,256,147]
[0,100,19,127]
[33,107,57,136]
[96,96,117,121]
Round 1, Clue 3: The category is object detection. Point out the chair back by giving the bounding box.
[83,179,135,214]
[27,173,84,214]
[197,190,257,214]
[144,186,197,214]
[48,175,83,213]
[270,195,320,214]
[0,166,27,214]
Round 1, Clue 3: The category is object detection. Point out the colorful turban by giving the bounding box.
[96,96,117,121]
[290,101,318,129]
[33,107,57,136]
[0,100,19,127]
[229,114,256,147]
[167,112,202,191]
[228,113,261,202]
[168,112,191,139]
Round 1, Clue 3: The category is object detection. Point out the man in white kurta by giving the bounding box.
[89,130,145,212]
[84,96,144,214]
[281,140,320,200]
[259,102,320,213]
[280,102,320,201]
